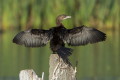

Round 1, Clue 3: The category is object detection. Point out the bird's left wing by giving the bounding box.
[63,25,106,46]
[13,29,53,47]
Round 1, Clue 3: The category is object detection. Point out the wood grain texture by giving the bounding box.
[49,54,76,80]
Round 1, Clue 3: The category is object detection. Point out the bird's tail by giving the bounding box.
[57,47,73,65]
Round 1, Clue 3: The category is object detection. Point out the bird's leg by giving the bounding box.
[58,55,61,63]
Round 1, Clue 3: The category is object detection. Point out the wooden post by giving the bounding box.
[19,69,44,80]
[19,54,77,80]
[49,54,77,80]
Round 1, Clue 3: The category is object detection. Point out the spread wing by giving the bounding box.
[64,25,106,46]
[13,29,52,47]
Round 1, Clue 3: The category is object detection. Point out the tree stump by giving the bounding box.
[19,69,44,80]
[19,54,77,80]
[49,54,77,80]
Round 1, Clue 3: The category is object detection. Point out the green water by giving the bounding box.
[0,30,120,80]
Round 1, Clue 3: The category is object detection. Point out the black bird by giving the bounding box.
[13,14,106,64]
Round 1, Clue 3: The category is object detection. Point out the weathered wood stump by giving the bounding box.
[49,54,77,80]
[19,54,77,80]
[19,69,44,80]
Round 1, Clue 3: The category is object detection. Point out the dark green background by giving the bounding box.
[0,0,120,80]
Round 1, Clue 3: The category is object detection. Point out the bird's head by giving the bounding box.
[56,14,71,25]
[57,14,71,21]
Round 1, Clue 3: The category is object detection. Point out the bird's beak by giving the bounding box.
[63,16,71,20]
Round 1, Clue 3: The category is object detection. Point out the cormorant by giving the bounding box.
[13,14,106,64]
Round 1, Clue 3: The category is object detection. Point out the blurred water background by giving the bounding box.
[0,0,120,80]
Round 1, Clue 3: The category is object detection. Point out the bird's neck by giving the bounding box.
[56,19,63,26]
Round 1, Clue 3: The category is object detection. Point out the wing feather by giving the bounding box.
[64,25,106,46]
[13,29,52,47]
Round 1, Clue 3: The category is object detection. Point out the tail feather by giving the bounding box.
[57,47,73,65]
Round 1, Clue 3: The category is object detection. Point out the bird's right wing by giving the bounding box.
[13,29,53,47]
[63,25,106,46]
